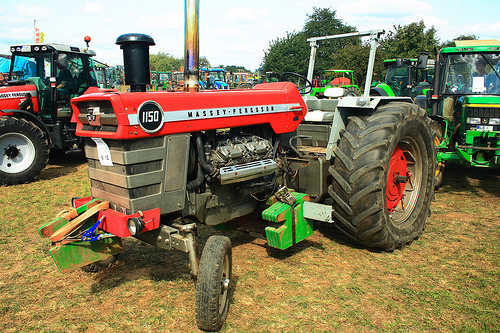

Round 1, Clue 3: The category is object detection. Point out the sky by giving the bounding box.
[0,0,499,72]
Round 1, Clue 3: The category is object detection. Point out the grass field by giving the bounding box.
[0,154,499,332]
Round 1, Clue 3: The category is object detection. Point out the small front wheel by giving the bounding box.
[195,235,232,332]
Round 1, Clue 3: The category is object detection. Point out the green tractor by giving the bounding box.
[311,69,361,97]
[372,56,435,98]
[420,40,500,186]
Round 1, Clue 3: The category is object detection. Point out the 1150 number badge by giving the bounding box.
[138,101,164,133]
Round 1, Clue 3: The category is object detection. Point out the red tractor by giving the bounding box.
[0,38,110,185]
[40,4,436,331]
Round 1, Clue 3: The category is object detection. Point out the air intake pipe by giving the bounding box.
[116,33,155,92]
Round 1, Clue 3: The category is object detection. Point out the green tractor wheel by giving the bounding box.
[430,121,445,189]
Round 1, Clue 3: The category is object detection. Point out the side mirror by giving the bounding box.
[395,58,403,68]
[417,53,429,69]
[56,53,69,70]
[323,87,344,98]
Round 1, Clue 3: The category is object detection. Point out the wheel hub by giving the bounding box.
[221,278,230,293]
[4,145,20,159]
[387,145,409,212]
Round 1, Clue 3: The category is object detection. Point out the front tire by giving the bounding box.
[196,235,232,332]
[430,121,445,189]
[329,102,435,250]
[0,117,49,185]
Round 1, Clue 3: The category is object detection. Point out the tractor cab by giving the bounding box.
[3,43,99,121]
[378,56,434,98]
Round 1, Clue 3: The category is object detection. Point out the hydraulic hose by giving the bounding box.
[194,133,217,177]
[186,166,205,190]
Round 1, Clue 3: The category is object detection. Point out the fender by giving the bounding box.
[370,85,393,96]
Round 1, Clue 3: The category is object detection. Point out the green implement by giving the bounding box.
[39,198,122,273]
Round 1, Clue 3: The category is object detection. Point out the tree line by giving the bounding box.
[262,7,478,88]
[150,7,478,87]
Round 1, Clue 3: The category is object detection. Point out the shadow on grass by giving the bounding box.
[39,150,87,181]
[88,241,193,293]
[88,235,243,305]
[438,162,500,197]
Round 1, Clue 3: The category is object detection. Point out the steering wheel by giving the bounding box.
[279,72,312,95]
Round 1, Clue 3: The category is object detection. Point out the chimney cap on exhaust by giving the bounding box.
[116,33,155,46]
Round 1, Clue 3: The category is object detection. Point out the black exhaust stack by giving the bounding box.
[116,33,155,92]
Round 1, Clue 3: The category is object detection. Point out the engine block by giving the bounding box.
[209,135,273,168]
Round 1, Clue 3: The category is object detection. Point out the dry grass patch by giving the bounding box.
[0,159,498,332]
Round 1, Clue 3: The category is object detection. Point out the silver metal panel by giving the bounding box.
[164,134,190,192]
[220,159,277,185]
[303,201,333,223]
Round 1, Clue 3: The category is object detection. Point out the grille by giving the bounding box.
[76,100,118,132]
[467,107,500,118]
[85,135,190,215]
[465,107,500,131]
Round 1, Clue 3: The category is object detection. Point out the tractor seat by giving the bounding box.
[304,98,339,122]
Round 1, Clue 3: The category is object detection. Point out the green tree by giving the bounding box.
[224,65,249,73]
[334,43,386,90]
[303,7,359,75]
[441,34,479,48]
[380,21,439,59]
[149,52,211,71]
[262,31,309,75]
[150,51,183,72]
[199,56,211,69]
[261,7,358,77]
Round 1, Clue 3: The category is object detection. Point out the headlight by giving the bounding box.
[127,217,145,235]
[468,117,481,124]
[489,118,500,125]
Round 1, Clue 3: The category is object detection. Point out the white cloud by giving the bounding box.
[468,21,500,39]
[84,2,105,13]
[337,0,433,16]
[15,3,52,17]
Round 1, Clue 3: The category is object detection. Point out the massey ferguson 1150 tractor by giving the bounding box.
[39,2,436,331]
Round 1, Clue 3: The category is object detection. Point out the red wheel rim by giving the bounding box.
[386,145,408,212]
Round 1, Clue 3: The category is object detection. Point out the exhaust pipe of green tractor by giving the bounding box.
[184,0,200,92]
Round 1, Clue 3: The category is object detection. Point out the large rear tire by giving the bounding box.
[196,235,232,332]
[329,102,435,250]
[0,117,49,185]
